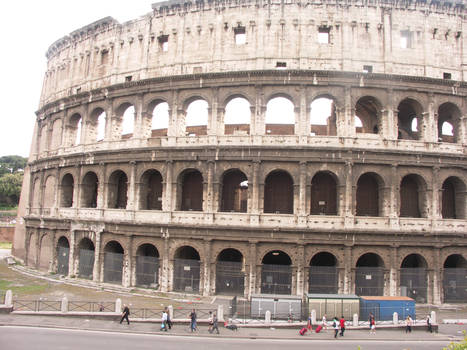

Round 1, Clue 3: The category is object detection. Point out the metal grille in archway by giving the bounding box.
[57,246,69,275]
[308,266,338,294]
[400,268,427,302]
[443,268,467,303]
[216,261,244,295]
[261,264,292,295]
[103,252,123,284]
[173,258,200,293]
[136,256,160,287]
[355,267,384,296]
[78,249,95,279]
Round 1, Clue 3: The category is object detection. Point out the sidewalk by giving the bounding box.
[0,313,458,342]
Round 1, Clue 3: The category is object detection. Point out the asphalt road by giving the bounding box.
[0,326,454,350]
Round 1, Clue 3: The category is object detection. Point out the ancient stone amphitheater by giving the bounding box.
[13,0,467,304]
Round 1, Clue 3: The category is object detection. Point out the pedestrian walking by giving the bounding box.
[189,308,197,332]
[333,317,339,339]
[405,315,413,333]
[166,307,173,329]
[369,313,376,335]
[307,315,313,331]
[322,314,327,331]
[339,316,346,336]
[161,309,168,331]
[427,314,433,333]
[120,304,130,325]
[208,311,213,333]
[209,312,220,334]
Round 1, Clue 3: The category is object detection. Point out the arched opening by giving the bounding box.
[443,254,467,303]
[120,105,135,138]
[56,236,70,276]
[261,250,292,295]
[310,172,337,215]
[68,113,82,146]
[60,174,74,208]
[216,248,244,295]
[400,254,428,302]
[81,172,98,208]
[39,234,53,271]
[173,246,200,293]
[310,97,337,136]
[139,170,163,210]
[220,170,248,212]
[32,178,41,209]
[438,103,461,143]
[185,99,208,136]
[397,98,423,140]
[78,238,95,279]
[96,111,106,141]
[265,97,295,135]
[43,176,56,209]
[224,97,251,135]
[309,252,338,294]
[355,253,384,296]
[136,244,160,288]
[355,96,381,134]
[356,173,380,217]
[51,119,62,150]
[264,171,294,214]
[107,170,128,209]
[88,108,106,142]
[151,101,169,137]
[442,177,466,219]
[180,169,203,211]
[103,241,124,284]
[400,174,425,218]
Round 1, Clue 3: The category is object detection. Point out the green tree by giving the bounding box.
[0,155,27,176]
[0,172,23,205]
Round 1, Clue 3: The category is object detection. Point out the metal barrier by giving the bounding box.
[172,307,215,319]
[13,300,61,312]
[68,301,115,312]
[130,307,164,319]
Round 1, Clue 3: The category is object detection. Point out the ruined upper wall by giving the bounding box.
[40,0,467,107]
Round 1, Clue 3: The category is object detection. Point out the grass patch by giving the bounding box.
[0,242,12,249]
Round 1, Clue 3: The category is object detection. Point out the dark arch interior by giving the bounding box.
[78,238,94,251]
[175,246,200,260]
[217,248,243,262]
[221,170,248,212]
[400,174,421,218]
[310,252,337,266]
[81,172,98,208]
[311,172,337,215]
[60,174,74,208]
[104,241,124,254]
[264,171,294,214]
[108,170,128,209]
[57,236,70,248]
[262,251,291,265]
[356,173,379,217]
[181,170,203,211]
[355,96,380,134]
[356,253,384,267]
[136,243,159,257]
[401,254,427,268]
[398,99,422,140]
[444,254,467,268]
[141,169,163,210]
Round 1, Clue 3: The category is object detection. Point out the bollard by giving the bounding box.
[431,311,436,324]
[311,309,316,325]
[115,298,122,313]
[5,290,12,307]
[393,312,398,325]
[265,310,271,324]
[353,313,359,327]
[217,304,224,322]
[168,305,174,320]
[61,296,68,313]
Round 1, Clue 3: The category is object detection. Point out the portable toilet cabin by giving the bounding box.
[306,294,360,320]
[359,296,415,321]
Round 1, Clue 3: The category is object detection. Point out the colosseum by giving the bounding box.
[12,0,467,305]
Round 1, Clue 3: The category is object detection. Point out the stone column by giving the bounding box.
[126,161,137,210]
[205,160,215,213]
[250,160,260,214]
[92,230,102,282]
[343,245,352,294]
[123,236,133,288]
[104,99,114,141]
[342,86,355,137]
[74,165,82,208]
[208,88,219,138]
[161,231,170,292]
[133,94,144,139]
[53,167,60,215]
[296,244,305,295]
[389,246,398,296]
[163,160,173,212]
[99,163,107,209]
[247,241,257,298]
[432,247,442,304]
[202,239,212,296]
[68,230,76,277]
[432,166,441,219]
[343,161,354,227]
[458,116,467,144]
[298,162,307,216]
[389,164,399,227]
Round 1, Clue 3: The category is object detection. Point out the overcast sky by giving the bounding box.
[0,1,154,158]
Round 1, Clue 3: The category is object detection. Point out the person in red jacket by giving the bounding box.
[339,316,346,336]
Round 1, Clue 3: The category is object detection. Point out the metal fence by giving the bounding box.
[78,249,95,279]
[13,300,62,312]
[355,267,384,296]
[443,268,467,303]
[172,307,216,319]
[173,258,200,293]
[57,246,69,275]
[308,266,338,294]
[260,264,292,295]
[135,256,159,287]
[103,252,123,284]
[68,301,115,312]
[400,267,427,303]
[215,261,244,295]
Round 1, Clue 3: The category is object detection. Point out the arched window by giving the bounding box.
[103,241,124,284]
[56,236,70,275]
[261,250,292,295]
[180,170,203,211]
[107,170,128,209]
[173,246,200,293]
[400,175,424,218]
[216,248,244,295]
[310,172,337,215]
[264,171,294,214]
[265,97,295,135]
[355,96,381,134]
[309,252,338,294]
[442,177,466,219]
[224,97,251,135]
[400,254,427,302]
[81,172,98,208]
[310,97,336,136]
[443,254,467,303]
[51,119,62,150]
[356,173,380,217]
[60,174,74,208]
[121,105,135,138]
[397,98,424,140]
[220,170,248,212]
[78,238,95,279]
[140,170,163,210]
[438,103,461,143]
[136,244,160,288]
[186,99,208,136]
[151,102,169,137]
[43,176,56,208]
[97,111,106,141]
[67,113,82,146]
[355,253,384,296]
